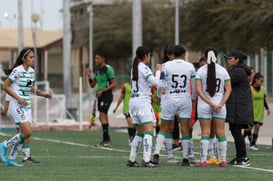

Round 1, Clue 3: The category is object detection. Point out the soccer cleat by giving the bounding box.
[216,157,222,165]
[5,159,23,167]
[22,157,40,163]
[196,161,208,167]
[96,141,112,147]
[218,161,227,168]
[153,154,159,165]
[207,157,217,165]
[141,160,158,167]
[181,158,190,166]
[249,145,259,151]
[230,157,250,167]
[0,143,7,163]
[127,160,140,167]
[167,157,179,164]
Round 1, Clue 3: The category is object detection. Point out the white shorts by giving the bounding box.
[129,97,156,125]
[161,96,192,121]
[197,98,226,120]
[7,101,32,126]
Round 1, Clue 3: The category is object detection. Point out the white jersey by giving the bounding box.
[131,62,157,100]
[161,59,196,99]
[195,63,230,100]
[8,65,35,110]
[129,62,157,125]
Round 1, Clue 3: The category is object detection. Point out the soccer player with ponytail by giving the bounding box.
[0,48,52,166]
[195,48,231,167]
[127,46,158,167]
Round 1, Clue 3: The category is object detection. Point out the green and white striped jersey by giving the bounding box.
[8,65,35,110]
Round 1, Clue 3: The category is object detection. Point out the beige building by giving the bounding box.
[0,28,63,91]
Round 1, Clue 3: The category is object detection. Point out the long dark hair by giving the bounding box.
[132,46,150,81]
[4,48,33,75]
[205,47,217,97]
[252,72,264,86]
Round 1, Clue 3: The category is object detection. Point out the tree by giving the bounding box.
[183,0,273,53]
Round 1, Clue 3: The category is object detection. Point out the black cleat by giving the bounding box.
[22,157,40,163]
[181,158,190,166]
[153,154,159,165]
[127,160,140,167]
[142,160,158,167]
[228,157,238,165]
[231,157,250,167]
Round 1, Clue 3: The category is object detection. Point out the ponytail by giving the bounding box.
[132,46,151,81]
[132,57,139,81]
[205,48,217,97]
[207,62,216,96]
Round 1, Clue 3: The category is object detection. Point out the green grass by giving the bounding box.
[0,130,273,181]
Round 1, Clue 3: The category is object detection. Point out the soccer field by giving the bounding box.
[0,130,273,181]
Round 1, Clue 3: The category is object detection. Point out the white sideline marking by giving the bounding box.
[233,165,273,173]
[1,132,273,173]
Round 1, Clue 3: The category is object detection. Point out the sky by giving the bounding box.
[0,0,63,30]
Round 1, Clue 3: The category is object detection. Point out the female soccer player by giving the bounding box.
[0,48,52,166]
[195,48,231,167]
[249,73,270,150]
[1,94,40,163]
[127,46,158,167]
[113,81,136,145]
[153,45,180,165]
[156,45,196,166]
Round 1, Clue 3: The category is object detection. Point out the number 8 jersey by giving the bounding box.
[195,64,230,100]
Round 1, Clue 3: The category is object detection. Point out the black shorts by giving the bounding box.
[254,121,263,126]
[97,91,113,114]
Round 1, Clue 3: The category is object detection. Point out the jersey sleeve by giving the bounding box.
[190,64,197,100]
[142,65,153,80]
[8,68,19,82]
[191,66,196,79]
[144,65,158,86]
[223,69,231,82]
[106,65,115,80]
[195,68,202,80]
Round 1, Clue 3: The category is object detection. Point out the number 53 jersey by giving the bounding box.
[161,59,196,99]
